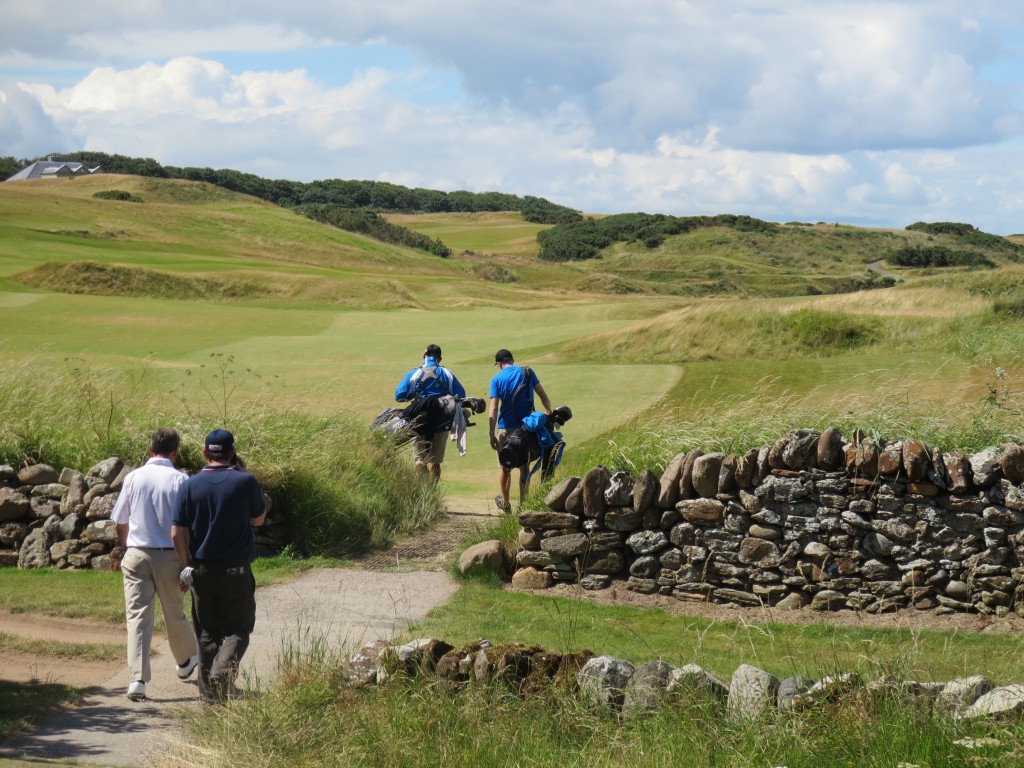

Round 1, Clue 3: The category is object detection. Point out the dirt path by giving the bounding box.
[0,612,125,688]
[0,508,493,766]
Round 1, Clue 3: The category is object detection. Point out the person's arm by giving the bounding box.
[534,382,553,416]
[449,371,467,399]
[110,475,132,546]
[171,525,190,568]
[394,370,415,402]
[249,478,268,527]
[488,397,500,450]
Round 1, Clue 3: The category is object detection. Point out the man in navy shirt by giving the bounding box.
[394,343,466,482]
[488,349,552,512]
[172,429,266,702]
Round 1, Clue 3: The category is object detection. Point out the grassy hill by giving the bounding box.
[3,175,1024,498]
[390,211,1023,297]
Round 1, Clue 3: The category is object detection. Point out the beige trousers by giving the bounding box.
[121,547,198,683]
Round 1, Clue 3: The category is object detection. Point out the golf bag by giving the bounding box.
[497,405,572,482]
[372,396,486,444]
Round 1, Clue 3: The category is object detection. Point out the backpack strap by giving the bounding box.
[510,366,534,412]
[409,362,441,399]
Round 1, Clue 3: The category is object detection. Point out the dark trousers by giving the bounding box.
[190,561,256,696]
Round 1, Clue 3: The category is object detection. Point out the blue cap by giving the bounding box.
[204,429,235,453]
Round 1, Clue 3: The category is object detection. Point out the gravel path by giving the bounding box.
[0,509,492,766]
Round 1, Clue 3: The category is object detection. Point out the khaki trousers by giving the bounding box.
[121,547,198,683]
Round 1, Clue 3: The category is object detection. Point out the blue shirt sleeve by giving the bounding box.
[395,369,416,402]
[448,371,467,399]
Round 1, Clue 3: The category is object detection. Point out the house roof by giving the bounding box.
[6,160,102,181]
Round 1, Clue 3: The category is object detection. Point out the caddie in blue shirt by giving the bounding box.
[394,343,466,482]
[488,348,552,512]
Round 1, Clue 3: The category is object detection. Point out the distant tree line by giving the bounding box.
[537,212,779,261]
[29,151,579,257]
[889,245,995,269]
[0,156,31,179]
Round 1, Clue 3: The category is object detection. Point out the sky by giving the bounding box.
[2,1,1024,233]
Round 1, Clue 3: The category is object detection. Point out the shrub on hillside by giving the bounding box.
[296,205,451,257]
[520,196,583,225]
[537,212,779,261]
[92,190,143,203]
[906,221,1021,257]
[473,262,518,283]
[890,245,994,269]
[537,220,611,261]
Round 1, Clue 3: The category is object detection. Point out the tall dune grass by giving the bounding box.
[0,360,444,556]
[565,372,1024,476]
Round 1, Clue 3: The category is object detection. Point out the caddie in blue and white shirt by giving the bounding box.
[393,343,466,482]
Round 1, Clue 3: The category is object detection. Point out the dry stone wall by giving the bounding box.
[0,458,280,570]
[344,636,1024,722]
[513,429,1024,616]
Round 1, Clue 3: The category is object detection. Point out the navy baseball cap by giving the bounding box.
[204,429,235,452]
[494,349,514,365]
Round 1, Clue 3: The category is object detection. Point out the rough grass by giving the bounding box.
[169,605,1024,768]
[176,678,1023,768]
[559,366,1024,479]
[0,360,447,558]
[385,211,549,258]
[0,633,122,663]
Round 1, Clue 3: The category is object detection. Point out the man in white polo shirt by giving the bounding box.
[111,427,199,702]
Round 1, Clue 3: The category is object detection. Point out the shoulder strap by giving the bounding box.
[511,366,534,411]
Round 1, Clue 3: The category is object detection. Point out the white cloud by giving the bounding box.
[2,2,1024,233]
[0,81,75,157]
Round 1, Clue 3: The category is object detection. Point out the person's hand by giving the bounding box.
[179,566,195,589]
[109,545,124,573]
[489,434,498,450]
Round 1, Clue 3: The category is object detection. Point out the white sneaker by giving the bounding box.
[127,680,146,701]
[176,654,199,680]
